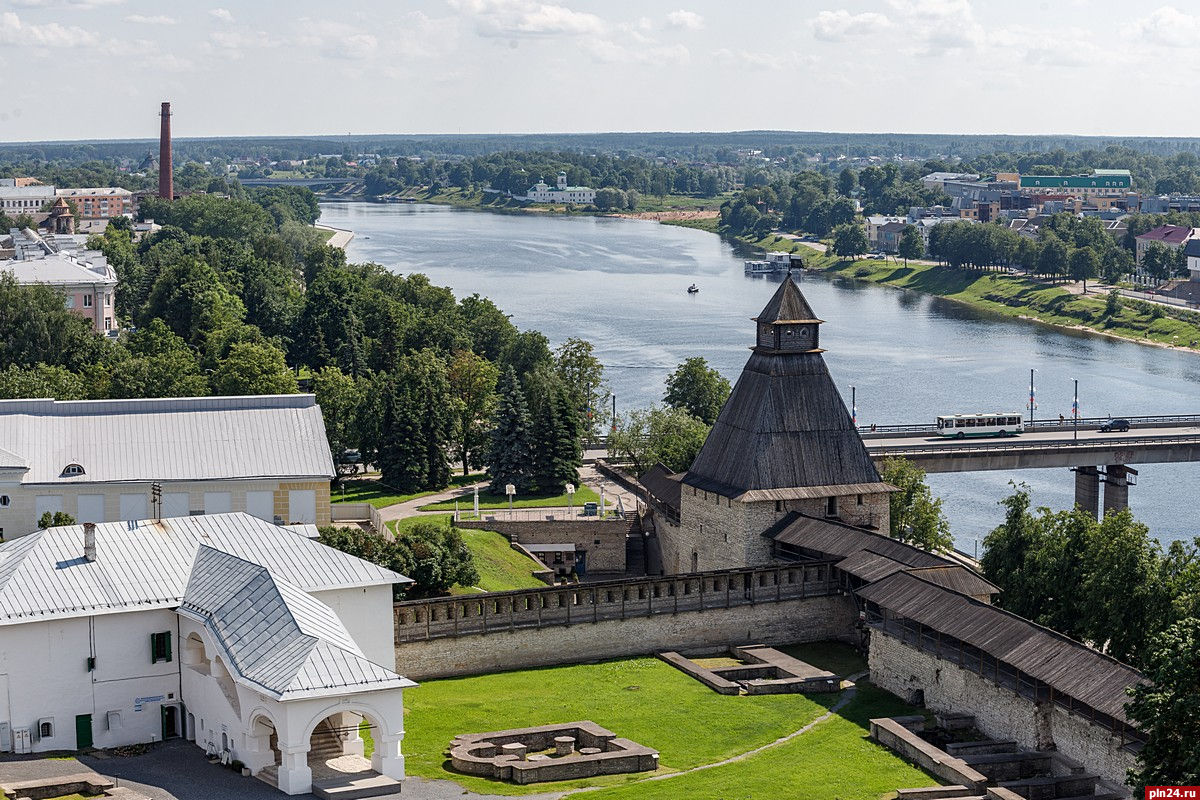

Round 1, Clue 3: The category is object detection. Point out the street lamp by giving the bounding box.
[566,483,575,518]
[1072,379,1079,441]
[506,483,516,518]
[851,385,857,427]
[1028,368,1037,426]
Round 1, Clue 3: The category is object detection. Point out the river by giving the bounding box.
[320,201,1200,552]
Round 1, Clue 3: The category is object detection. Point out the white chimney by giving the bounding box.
[83,522,96,562]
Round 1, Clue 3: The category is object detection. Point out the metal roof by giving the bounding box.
[858,571,1145,722]
[0,395,335,484]
[0,512,410,625]
[179,546,414,701]
[3,252,116,287]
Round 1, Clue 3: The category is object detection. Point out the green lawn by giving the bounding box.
[453,528,548,593]
[315,227,337,242]
[401,650,935,797]
[333,475,486,509]
[419,484,600,512]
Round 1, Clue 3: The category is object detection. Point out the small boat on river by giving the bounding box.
[687,284,699,294]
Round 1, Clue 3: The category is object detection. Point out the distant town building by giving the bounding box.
[920,172,980,191]
[1019,169,1132,198]
[525,172,596,205]
[2,245,117,332]
[55,187,135,220]
[0,183,55,217]
[1134,223,1197,265]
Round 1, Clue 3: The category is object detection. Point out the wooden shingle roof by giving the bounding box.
[858,571,1145,723]
[754,275,822,324]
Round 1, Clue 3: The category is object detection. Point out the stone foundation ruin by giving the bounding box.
[450,721,659,785]
[657,644,841,695]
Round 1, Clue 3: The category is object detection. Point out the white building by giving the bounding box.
[0,184,56,217]
[3,247,118,333]
[525,172,596,205]
[0,513,414,795]
[0,395,336,540]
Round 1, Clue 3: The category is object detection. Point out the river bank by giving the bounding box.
[673,220,1200,354]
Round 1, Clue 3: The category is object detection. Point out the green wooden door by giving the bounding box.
[75,714,92,749]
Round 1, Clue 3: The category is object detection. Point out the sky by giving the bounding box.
[0,0,1196,142]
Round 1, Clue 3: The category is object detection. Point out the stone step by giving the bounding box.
[312,773,403,800]
[897,788,979,800]
[256,764,279,788]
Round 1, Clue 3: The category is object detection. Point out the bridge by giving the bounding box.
[238,177,359,187]
[862,414,1200,516]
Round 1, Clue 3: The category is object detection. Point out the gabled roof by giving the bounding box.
[1136,224,1193,244]
[753,275,820,324]
[180,547,414,701]
[639,463,682,512]
[0,513,410,625]
[0,395,335,484]
[858,571,1144,723]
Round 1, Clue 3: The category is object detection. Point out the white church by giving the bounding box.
[0,512,415,796]
[525,172,596,205]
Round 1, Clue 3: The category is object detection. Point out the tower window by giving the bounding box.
[857,494,864,506]
[826,496,838,517]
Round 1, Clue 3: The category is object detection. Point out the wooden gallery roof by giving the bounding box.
[858,571,1145,724]
[682,275,887,501]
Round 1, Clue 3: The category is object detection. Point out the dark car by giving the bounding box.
[1099,418,1131,433]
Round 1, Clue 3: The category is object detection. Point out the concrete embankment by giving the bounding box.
[315,223,354,249]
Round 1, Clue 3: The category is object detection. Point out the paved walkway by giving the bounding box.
[314,223,354,249]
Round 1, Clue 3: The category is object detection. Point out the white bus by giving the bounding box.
[936,413,1025,438]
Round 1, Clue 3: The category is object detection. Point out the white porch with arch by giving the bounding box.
[178,546,416,796]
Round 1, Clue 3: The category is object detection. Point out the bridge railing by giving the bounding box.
[868,432,1200,458]
[393,562,838,643]
[859,413,1200,437]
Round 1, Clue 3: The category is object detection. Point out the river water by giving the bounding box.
[321,201,1200,552]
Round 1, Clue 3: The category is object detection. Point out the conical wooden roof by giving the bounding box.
[754,275,822,324]
[682,279,884,501]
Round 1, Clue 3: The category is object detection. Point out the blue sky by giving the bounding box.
[0,0,1192,142]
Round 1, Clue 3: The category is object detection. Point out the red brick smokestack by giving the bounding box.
[158,101,173,200]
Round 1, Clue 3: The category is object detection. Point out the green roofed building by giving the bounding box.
[1019,169,1131,196]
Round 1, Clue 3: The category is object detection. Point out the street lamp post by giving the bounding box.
[1028,368,1037,426]
[566,483,575,518]
[506,483,516,519]
[851,385,857,427]
[1073,379,1079,441]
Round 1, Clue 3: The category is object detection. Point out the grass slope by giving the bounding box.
[455,528,547,593]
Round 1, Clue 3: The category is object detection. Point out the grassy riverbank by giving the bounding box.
[706,227,1200,351]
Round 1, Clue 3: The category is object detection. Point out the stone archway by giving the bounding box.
[300,701,406,784]
[244,710,281,788]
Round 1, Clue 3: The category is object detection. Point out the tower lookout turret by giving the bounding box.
[665,274,893,572]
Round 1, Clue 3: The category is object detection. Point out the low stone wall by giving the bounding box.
[868,630,1137,790]
[0,774,115,800]
[869,717,988,794]
[656,651,740,695]
[455,519,631,573]
[395,592,855,680]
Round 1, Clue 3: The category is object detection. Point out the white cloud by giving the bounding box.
[584,38,689,66]
[448,0,604,38]
[713,47,818,71]
[125,14,176,25]
[885,0,983,55]
[10,0,123,7]
[665,10,704,31]
[210,8,234,23]
[293,19,378,60]
[809,9,889,42]
[0,12,98,46]
[1126,6,1199,48]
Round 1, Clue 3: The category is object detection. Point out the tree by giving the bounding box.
[108,319,210,399]
[0,274,104,370]
[897,225,924,266]
[447,350,499,477]
[209,341,298,396]
[837,167,856,197]
[377,351,454,494]
[0,364,85,400]
[395,519,478,598]
[1068,246,1100,293]
[554,337,606,437]
[1126,617,1200,793]
[141,257,246,348]
[1036,235,1069,281]
[832,223,869,260]
[880,458,953,553]
[663,357,731,426]
[38,511,76,528]
[486,366,535,494]
[610,406,710,474]
[1143,241,1174,284]
[313,366,366,474]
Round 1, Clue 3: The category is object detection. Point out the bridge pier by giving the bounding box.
[1073,466,1100,517]
[1101,465,1137,515]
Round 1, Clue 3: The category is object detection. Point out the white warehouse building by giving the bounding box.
[0,513,415,796]
[0,395,336,540]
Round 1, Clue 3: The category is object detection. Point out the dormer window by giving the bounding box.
[62,464,85,477]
